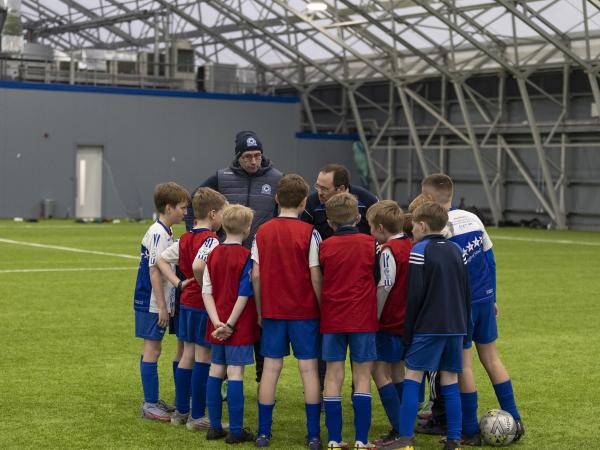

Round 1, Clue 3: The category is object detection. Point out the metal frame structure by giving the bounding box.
[9,0,600,228]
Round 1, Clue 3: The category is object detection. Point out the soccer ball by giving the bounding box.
[479,409,517,446]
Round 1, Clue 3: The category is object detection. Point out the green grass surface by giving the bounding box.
[0,220,599,449]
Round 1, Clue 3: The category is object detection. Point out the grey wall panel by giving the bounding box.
[568,186,599,215]
[0,87,301,219]
[569,147,600,178]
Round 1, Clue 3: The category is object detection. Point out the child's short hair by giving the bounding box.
[412,202,448,233]
[408,193,428,213]
[276,174,309,209]
[366,200,404,234]
[222,204,254,235]
[402,213,414,239]
[192,187,227,220]
[154,182,191,213]
[325,192,358,226]
[421,173,454,205]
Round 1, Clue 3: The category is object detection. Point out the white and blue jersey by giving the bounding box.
[133,220,176,314]
[444,208,495,304]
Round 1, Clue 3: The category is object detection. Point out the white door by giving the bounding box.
[75,146,103,219]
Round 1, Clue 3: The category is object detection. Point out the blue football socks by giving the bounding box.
[461,391,479,436]
[323,396,343,443]
[258,402,275,436]
[174,367,192,413]
[206,376,223,430]
[398,379,420,437]
[442,383,462,442]
[494,380,521,420]
[227,380,245,438]
[305,403,321,440]
[191,362,210,419]
[352,393,372,444]
[378,383,401,432]
[394,381,404,403]
[140,361,159,404]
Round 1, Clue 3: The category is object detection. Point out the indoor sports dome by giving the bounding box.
[1,0,600,229]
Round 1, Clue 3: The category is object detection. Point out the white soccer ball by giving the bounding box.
[479,409,517,446]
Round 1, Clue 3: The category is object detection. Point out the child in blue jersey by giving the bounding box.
[133,181,190,422]
[397,202,470,450]
[421,174,524,444]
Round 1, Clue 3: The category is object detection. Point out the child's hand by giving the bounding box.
[494,303,499,317]
[213,321,227,331]
[158,306,169,328]
[211,321,230,341]
[180,278,194,290]
[212,326,232,341]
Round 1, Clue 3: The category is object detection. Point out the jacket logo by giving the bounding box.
[247,137,257,147]
[261,184,272,194]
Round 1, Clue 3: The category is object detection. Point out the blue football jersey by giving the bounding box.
[444,208,495,304]
[133,220,176,313]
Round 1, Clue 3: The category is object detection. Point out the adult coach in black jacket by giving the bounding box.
[301,163,378,239]
[185,130,282,247]
[185,130,283,384]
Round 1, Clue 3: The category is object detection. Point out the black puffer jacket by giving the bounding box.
[186,158,283,248]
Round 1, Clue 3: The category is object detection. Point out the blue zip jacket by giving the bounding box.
[301,184,378,240]
[403,233,471,346]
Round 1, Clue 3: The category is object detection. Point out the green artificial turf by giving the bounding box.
[0,220,599,449]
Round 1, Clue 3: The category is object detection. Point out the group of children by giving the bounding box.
[132,173,524,450]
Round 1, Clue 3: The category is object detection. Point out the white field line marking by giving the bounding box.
[0,224,147,229]
[0,267,136,274]
[0,238,139,259]
[491,235,600,247]
[0,225,109,229]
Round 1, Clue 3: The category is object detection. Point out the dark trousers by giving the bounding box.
[431,370,447,425]
[255,341,264,383]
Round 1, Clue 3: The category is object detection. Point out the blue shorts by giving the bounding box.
[260,319,320,360]
[178,306,210,347]
[211,344,254,366]
[322,332,377,363]
[465,302,498,348]
[404,335,463,373]
[376,332,406,363]
[135,310,166,341]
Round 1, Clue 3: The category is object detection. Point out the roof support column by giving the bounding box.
[453,81,501,225]
[397,85,429,178]
[348,88,383,199]
[515,76,566,229]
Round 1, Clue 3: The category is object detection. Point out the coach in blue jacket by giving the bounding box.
[300,163,378,239]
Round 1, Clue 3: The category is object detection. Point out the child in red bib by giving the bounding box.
[319,193,378,450]
[366,200,412,448]
[202,204,258,444]
[156,187,226,429]
[251,174,323,449]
